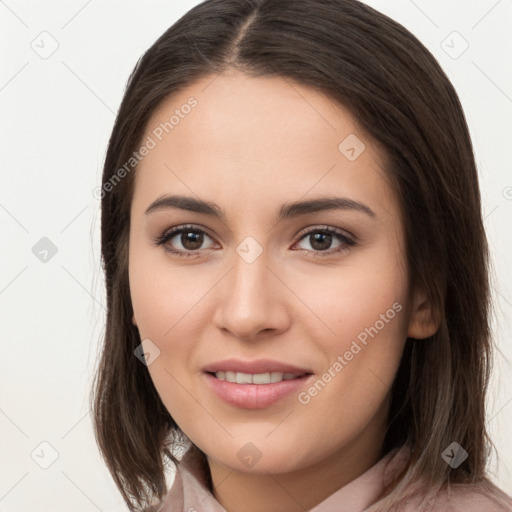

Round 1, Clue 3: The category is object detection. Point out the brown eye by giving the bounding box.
[155,225,216,257]
[295,227,355,255]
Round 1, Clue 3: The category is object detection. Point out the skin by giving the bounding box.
[128,68,438,512]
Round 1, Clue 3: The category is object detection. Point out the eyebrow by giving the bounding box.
[145,194,376,219]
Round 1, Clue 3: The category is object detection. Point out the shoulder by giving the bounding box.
[429,480,512,512]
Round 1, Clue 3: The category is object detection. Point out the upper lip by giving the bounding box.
[202,358,312,375]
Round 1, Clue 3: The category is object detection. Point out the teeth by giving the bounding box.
[214,371,302,384]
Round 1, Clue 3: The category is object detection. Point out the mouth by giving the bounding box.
[203,370,314,409]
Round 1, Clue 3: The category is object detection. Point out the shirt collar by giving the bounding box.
[157,443,410,512]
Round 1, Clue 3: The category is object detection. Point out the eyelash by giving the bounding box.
[153,224,356,258]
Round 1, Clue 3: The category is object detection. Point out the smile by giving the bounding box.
[204,372,313,409]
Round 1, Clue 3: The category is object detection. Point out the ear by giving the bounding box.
[407,289,440,339]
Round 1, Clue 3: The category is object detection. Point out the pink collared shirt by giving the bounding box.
[147,445,512,512]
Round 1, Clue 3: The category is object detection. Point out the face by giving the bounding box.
[128,69,419,475]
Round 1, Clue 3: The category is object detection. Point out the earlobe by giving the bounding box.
[407,290,440,339]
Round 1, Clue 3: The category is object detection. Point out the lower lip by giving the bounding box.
[203,372,313,409]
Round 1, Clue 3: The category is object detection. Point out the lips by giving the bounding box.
[202,358,311,375]
[203,372,313,409]
[201,358,314,408]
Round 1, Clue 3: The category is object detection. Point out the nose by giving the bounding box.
[212,248,291,341]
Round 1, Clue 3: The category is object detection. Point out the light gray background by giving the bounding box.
[1,1,511,510]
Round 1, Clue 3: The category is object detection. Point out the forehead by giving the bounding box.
[132,69,395,219]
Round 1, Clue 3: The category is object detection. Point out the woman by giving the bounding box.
[91,0,512,510]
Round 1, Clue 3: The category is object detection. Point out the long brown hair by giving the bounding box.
[91,0,502,510]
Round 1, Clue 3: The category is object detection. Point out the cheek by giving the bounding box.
[129,245,207,342]
[129,258,208,425]
[292,251,407,347]
[291,247,408,409]
[294,295,406,456]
